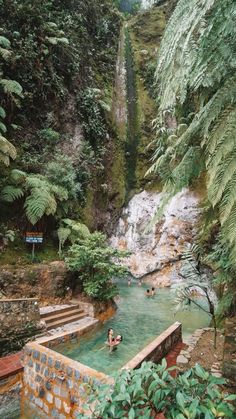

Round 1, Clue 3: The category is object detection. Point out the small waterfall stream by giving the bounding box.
[124,29,139,195]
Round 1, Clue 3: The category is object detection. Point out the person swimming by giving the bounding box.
[145,289,151,297]
[109,334,123,352]
[107,328,114,345]
[151,287,156,296]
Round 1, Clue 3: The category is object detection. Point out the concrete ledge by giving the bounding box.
[36,319,99,347]
[0,298,39,302]
[123,322,182,370]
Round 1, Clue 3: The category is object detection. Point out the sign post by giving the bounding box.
[25,232,43,261]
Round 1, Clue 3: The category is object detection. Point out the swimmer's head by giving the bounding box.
[117,335,123,342]
[146,289,150,293]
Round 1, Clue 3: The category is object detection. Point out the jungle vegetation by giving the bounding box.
[0,0,121,246]
[148,0,236,317]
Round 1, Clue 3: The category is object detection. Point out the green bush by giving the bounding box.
[37,128,60,142]
[79,360,236,418]
[65,232,129,300]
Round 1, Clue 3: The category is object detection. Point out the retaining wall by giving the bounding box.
[22,342,109,418]
[0,298,42,356]
[123,322,182,369]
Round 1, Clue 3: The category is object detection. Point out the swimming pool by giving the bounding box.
[54,282,210,375]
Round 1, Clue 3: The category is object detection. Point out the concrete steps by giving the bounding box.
[40,304,87,331]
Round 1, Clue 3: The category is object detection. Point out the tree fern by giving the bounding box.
[57,219,90,255]
[150,0,236,266]
[2,171,69,225]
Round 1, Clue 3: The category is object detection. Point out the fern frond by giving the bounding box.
[58,227,71,247]
[24,188,52,225]
[0,135,17,164]
[0,79,23,97]
[10,169,27,182]
[0,107,6,119]
[1,186,24,202]
[0,36,11,48]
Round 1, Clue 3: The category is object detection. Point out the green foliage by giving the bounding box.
[77,88,108,148]
[45,154,82,200]
[148,0,236,315]
[66,232,129,300]
[206,235,236,318]
[37,128,60,142]
[0,33,20,166]
[57,218,90,255]
[79,360,236,418]
[0,224,15,249]
[0,134,17,166]
[1,169,68,225]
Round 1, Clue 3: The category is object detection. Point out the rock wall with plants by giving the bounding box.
[0,0,125,264]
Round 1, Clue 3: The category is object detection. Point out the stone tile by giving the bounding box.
[55,397,61,409]
[46,392,53,404]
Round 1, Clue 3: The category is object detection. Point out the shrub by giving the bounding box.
[80,360,236,418]
[65,232,129,300]
[37,128,60,142]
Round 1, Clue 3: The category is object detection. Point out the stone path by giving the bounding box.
[0,351,23,380]
[165,341,186,377]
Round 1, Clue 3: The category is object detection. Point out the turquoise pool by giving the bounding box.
[54,282,210,375]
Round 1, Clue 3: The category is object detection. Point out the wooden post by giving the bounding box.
[32,243,35,261]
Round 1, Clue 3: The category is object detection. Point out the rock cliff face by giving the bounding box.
[0,261,70,302]
[111,188,200,286]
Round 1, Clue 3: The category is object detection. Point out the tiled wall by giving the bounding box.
[22,342,110,419]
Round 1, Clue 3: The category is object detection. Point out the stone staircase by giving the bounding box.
[40,304,87,330]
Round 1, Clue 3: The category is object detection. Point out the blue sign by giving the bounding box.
[25,232,43,244]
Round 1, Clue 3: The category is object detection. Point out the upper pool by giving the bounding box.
[54,282,210,375]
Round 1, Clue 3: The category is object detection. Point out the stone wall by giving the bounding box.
[0,298,42,356]
[222,317,236,388]
[122,322,182,369]
[78,299,117,322]
[22,342,109,418]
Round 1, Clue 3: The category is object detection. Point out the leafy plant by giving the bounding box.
[0,34,21,166]
[37,128,60,142]
[66,232,129,300]
[57,218,90,255]
[148,0,236,316]
[79,360,236,418]
[1,169,68,225]
[77,88,108,148]
[173,244,217,347]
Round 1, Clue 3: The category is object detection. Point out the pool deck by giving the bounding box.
[0,351,23,380]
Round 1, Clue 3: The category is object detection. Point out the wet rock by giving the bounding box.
[111,188,200,284]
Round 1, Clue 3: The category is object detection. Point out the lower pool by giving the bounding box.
[54,282,210,375]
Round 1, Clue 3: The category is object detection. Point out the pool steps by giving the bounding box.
[40,304,87,330]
